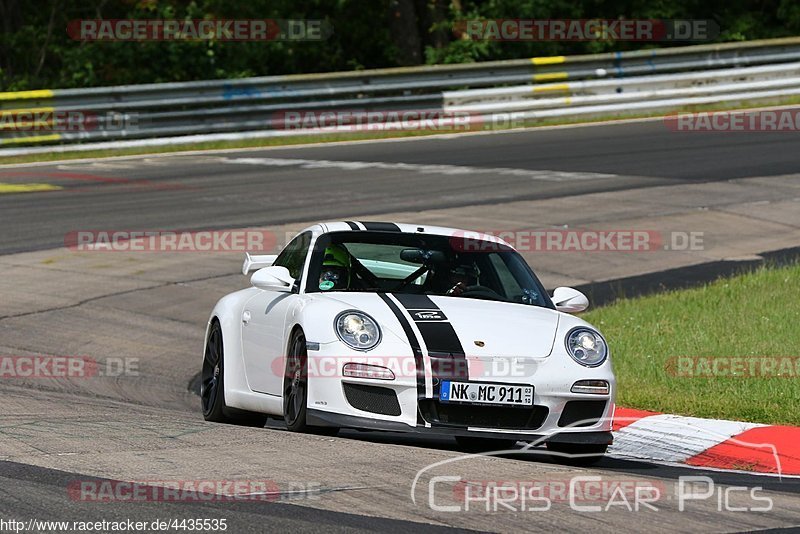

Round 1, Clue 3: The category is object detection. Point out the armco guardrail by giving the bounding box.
[2,37,800,156]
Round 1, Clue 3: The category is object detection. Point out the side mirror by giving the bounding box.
[552,287,589,313]
[251,266,294,292]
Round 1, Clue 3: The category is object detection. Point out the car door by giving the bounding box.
[241,231,311,395]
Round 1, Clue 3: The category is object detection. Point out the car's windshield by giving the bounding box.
[307,231,552,308]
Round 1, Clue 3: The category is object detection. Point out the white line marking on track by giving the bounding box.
[56,155,224,171]
[220,157,617,181]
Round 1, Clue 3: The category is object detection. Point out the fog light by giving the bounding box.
[571,380,609,395]
[342,363,395,380]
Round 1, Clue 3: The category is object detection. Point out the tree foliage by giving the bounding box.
[0,0,796,90]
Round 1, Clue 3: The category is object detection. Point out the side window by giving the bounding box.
[273,232,312,280]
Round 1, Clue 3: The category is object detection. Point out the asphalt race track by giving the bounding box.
[4,117,800,255]
[2,118,800,532]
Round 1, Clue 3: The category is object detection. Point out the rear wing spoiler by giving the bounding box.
[242,252,278,275]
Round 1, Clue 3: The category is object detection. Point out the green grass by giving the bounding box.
[2,96,799,166]
[584,263,800,426]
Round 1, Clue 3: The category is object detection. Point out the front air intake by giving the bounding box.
[343,383,402,416]
[557,400,607,427]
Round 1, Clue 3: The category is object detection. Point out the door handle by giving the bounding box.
[242,310,251,325]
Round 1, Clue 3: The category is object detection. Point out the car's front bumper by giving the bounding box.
[307,409,613,444]
[306,349,615,443]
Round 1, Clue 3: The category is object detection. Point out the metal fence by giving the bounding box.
[2,36,800,156]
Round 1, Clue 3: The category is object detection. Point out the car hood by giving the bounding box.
[429,295,559,357]
[313,292,560,358]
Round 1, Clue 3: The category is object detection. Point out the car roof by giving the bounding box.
[299,221,515,250]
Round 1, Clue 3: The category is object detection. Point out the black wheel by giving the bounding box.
[201,320,267,427]
[455,436,518,453]
[546,443,608,465]
[283,329,338,436]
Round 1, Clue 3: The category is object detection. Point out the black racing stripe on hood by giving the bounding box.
[343,221,359,230]
[415,322,464,355]
[377,293,426,424]
[392,293,438,310]
[392,293,468,381]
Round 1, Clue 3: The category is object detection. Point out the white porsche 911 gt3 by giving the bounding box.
[201,221,615,460]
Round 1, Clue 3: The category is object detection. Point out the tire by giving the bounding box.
[455,436,518,453]
[546,442,608,465]
[283,329,338,436]
[201,320,267,427]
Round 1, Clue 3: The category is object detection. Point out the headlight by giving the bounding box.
[565,328,608,367]
[335,311,382,351]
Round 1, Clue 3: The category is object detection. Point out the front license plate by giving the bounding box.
[440,381,533,406]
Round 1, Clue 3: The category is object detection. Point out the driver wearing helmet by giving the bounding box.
[319,244,351,290]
